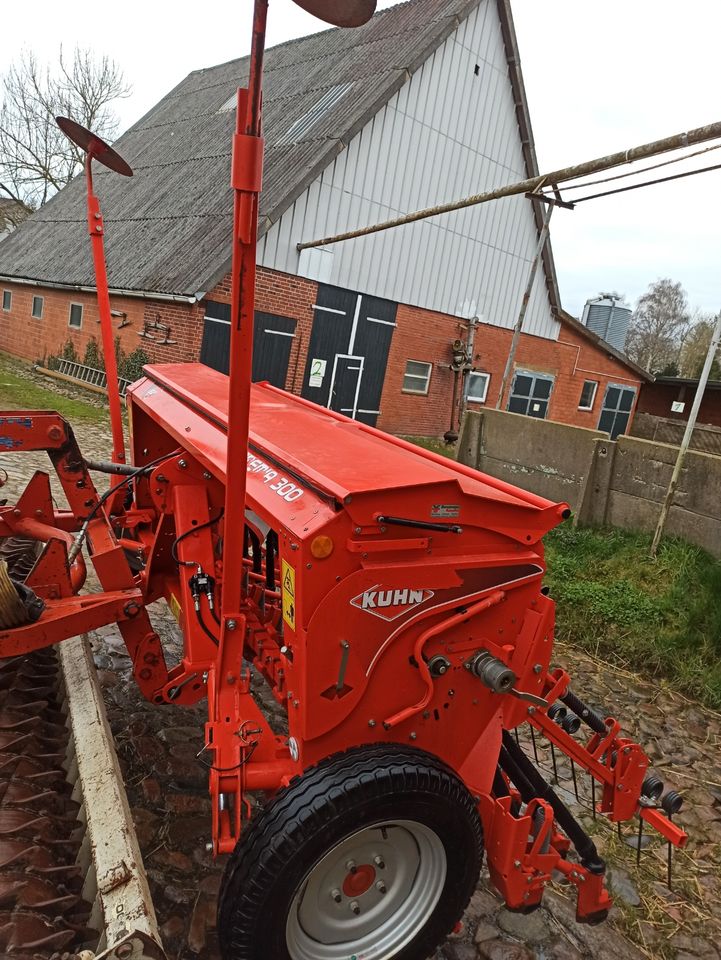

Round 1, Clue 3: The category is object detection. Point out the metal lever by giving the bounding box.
[510,687,548,708]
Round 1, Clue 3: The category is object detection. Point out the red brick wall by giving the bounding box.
[636,381,721,428]
[0,280,192,369]
[377,303,467,435]
[377,308,643,436]
[0,272,643,437]
[204,268,318,393]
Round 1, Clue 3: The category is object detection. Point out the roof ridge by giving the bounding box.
[187,1,409,79]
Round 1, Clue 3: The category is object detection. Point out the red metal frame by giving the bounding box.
[85,154,126,464]
[0,0,687,927]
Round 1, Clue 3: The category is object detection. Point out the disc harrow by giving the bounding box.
[0,650,95,957]
[0,642,165,960]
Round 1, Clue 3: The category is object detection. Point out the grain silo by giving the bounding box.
[581,295,632,351]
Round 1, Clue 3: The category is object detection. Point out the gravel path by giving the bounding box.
[1,406,718,960]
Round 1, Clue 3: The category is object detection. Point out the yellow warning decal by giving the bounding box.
[281,559,296,631]
[169,593,182,623]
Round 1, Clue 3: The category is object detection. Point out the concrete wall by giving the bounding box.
[600,437,721,558]
[632,411,721,457]
[458,409,721,557]
[458,407,608,512]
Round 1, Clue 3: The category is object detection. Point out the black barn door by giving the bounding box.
[200,301,231,373]
[253,312,296,387]
[200,300,296,388]
[301,284,397,426]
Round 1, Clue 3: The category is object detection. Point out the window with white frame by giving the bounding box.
[2,290,10,312]
[68,303,83,329]
[402,360,432,395]
[578,379,598,410]
[31,296,44,319]
[466,371,490,404]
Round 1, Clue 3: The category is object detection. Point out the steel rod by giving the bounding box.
[86,155,126,464]
[297,121,721,250]
[496,201,554,408]
[651,310,721,556]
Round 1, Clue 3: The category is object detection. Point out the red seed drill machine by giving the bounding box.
[0,2,687,958]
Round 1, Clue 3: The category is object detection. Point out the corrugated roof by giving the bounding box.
[0,0,556,305]
[558,310,653,383]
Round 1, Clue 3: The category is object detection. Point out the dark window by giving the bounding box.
[598,384,637,439]
[507,370,554,419]
[68,303,83,329]
[402,360,432,395]
[31,296,44,319]
[578,380,598,410]
[1,290,10,312]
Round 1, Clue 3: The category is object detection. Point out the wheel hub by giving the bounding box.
[342,862,376,898]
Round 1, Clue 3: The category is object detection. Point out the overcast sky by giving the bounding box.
[3,0,720,316]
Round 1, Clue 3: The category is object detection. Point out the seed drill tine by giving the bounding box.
[570,759,579,802]
[529,724,539,762]
[636,816,644,867]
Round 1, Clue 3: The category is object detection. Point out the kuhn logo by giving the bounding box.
[350,585,434,621]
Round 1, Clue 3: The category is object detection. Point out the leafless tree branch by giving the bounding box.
[0,46,131,209]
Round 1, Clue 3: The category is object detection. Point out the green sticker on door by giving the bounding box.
[309,358,327,388]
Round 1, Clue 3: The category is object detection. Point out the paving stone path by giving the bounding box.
[1,404,719,960]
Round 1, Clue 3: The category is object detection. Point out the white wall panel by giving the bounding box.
[259,0,559,340]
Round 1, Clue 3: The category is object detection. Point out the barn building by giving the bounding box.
[0,0,648,437]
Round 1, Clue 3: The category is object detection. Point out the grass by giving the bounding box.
[0,354,105,423]
[401,435,457,458]
[545,524,721,710]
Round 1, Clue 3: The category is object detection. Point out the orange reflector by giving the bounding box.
[311,536,334,559]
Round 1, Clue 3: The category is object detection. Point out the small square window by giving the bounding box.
[578,380,598,410]
[467,371,490,403]
[31,296,44,319]
[402,360,432,395]
[2,290,10,312]
[68,303,83,329]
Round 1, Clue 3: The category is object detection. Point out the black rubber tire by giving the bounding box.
[217,743,484,960]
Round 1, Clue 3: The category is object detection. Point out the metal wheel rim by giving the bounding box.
[285,819,447,960]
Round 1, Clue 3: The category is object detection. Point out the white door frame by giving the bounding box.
[328,353,365,420]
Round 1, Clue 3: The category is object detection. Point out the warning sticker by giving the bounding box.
[169,593,182,623]
[281,560,296,631]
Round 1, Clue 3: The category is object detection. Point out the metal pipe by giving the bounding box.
[495,202,554,408]
[222,0,268,626]
[297,121,721,250]
[85,153,126,464]
[650,310,721,556]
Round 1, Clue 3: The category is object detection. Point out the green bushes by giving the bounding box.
[47,336,149,384]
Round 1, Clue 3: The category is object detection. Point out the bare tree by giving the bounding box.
[625,278,691,375]
[679,312,721,380]
[0,47,130,209]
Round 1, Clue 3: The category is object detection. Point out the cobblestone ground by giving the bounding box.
[1,406,719,960]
